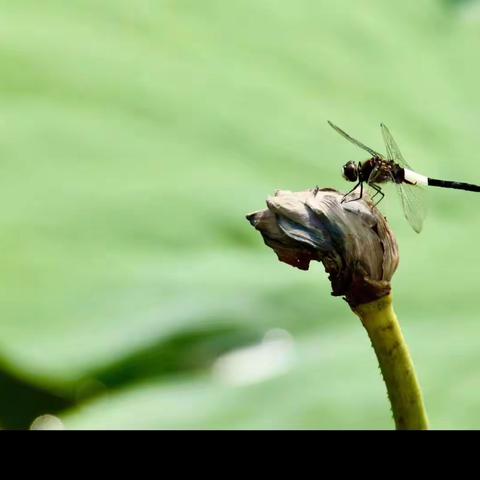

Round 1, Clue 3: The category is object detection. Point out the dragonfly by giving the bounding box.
[328,121,480,233]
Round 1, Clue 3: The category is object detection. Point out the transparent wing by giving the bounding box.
[381,124,427,233]
[328,121,384,158]
[395,180,427,234]
[380,123,411,168]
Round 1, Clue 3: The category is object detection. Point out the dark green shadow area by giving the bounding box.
[0,325,263,429]
[442,0,476,7]
[87,325,262,389]
[0,276,337,426]
[0,367,72,430]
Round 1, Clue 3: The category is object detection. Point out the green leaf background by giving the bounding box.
[0,0,479,429]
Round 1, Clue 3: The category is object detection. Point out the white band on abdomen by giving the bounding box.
[403,168,428,186]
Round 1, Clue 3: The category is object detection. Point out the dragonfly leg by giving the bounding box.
[370,184,385,206]
[342,182,363,203]
[370,185,380,200]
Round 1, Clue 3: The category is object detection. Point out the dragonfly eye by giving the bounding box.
[342,161,358,182]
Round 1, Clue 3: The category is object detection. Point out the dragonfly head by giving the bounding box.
[342,161,358,182]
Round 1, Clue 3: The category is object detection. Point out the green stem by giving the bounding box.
[353,294,429,430]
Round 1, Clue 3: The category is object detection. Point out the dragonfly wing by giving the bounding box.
[380,123,412,169]
[395,181,427,233]
[328,121,384,158]
[381,124,427,232]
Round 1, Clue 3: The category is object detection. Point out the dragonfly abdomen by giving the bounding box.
[403,168,429,186]
[402,168,480,192]
[428,178,480,192]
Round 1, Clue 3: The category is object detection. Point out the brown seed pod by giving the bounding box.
[246,188,399,307]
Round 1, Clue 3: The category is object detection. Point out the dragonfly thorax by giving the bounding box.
[358,157,404,184]
[342,158,385,183]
